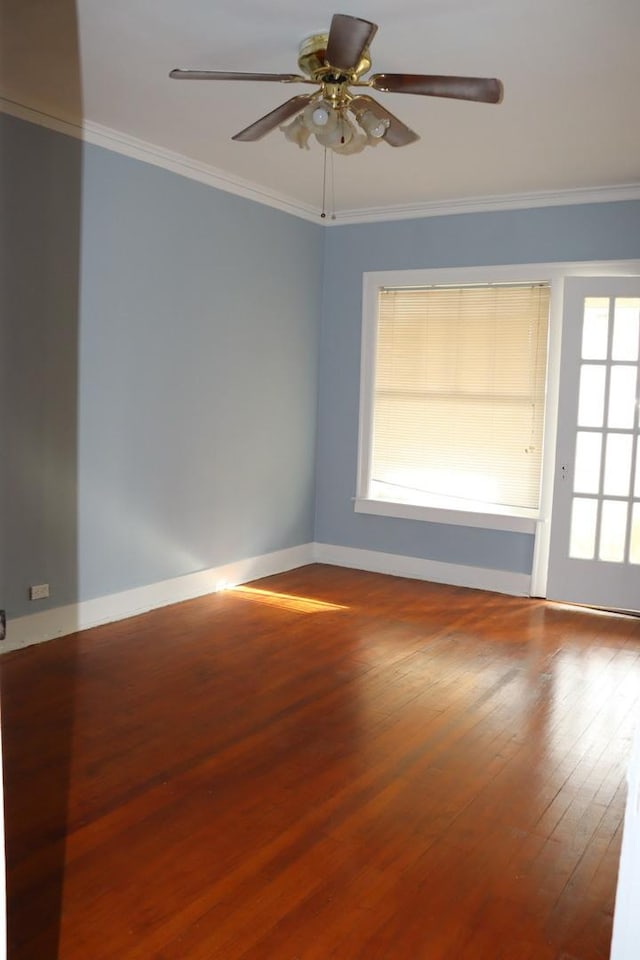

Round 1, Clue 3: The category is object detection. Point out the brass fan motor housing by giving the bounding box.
[297,33,372,83]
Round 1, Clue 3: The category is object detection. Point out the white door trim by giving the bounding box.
[530,259,640,597]
[545,275,640,609]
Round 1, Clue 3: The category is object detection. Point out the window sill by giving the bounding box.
[354,497,539,534]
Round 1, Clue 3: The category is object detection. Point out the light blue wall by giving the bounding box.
[315,202,640,574]
[1,113,81,621]
[77,144,322,602]
[1,114,323,619]
[4,110,640,622]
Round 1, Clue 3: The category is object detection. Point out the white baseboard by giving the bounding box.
[4,540,531,654]
[313,543,531,597]
[4,543,314,653]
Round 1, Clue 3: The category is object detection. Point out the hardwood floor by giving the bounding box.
[2,564,639,959]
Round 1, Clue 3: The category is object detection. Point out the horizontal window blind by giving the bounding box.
[371,284,550,511]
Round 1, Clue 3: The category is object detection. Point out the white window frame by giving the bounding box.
[356,260,640,596]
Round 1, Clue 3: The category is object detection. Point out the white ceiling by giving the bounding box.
[2,0,640,218]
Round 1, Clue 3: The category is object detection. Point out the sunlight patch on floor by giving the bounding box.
[546,601,639,619]
[228,585,349,615]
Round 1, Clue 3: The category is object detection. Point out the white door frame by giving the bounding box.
[531,258,640,597]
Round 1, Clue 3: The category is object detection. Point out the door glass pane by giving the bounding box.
[635,458,640,498]
[599,500,628,562]
[612,298,640,361]
[603,433,633,496]
[582,298,609,359]
[608,366,638,428]
[569,498,598,559]
[630,503,640,565]
[578,365,606,427]
[574,432,602,494]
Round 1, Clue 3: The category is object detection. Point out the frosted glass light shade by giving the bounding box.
[359,110,390,139]
[280,115,312,150]
[316,115,354,147]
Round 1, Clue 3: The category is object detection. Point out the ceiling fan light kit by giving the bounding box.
[279,96,390,154]
[170,12,503,157]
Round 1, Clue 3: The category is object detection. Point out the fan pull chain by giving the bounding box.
[321,147,328,219]
[320,147,337,221]
[330,151,336,221]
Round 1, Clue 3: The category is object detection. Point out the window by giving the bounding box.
[357,276,550,532]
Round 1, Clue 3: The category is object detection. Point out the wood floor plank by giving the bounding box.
[2,564,639,959]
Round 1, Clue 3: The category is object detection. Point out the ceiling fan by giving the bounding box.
[170,13,503,156]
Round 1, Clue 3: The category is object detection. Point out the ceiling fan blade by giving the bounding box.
[370,74,503,104]
[325,14,378,73]
[170,69,305,83]
[232,94,314,142]
[350,95,419,147]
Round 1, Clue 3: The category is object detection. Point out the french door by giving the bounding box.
[546,277,640,611]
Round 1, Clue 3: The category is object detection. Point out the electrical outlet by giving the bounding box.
[0,611,5,641]
[29,584,50,601]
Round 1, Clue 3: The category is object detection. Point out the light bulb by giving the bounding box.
[369,119,388,138]
[311,105,330,127]
[358,109,390,140]
[303,100,337,135]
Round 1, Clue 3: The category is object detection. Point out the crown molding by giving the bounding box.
[3,96,640,228]
[328,182,640,225]
[0,96,321,223]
